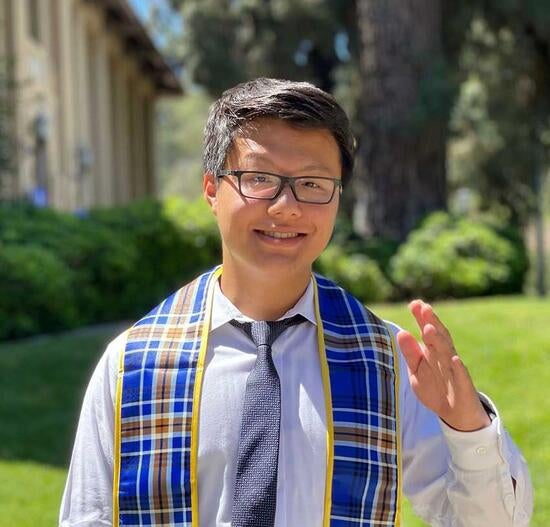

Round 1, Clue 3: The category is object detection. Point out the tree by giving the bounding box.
[448,2,550,227]
[170,0,458,241]
[172,0,351,96]
[166,0,549,238]
[353,0,452,240]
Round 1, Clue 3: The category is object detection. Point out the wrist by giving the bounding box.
[442,411,492,432]
[441,399,493,432]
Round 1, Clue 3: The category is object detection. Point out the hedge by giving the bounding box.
[0,202,529,340]
[0,199,220,340]
[390,211,528,299]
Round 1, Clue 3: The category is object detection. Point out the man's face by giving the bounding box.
[203,118,341,282]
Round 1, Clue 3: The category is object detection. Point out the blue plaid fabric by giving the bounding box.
[315,274,399,525]
[115,268,399,526]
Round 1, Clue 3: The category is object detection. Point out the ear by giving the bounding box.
[203,172,218,215]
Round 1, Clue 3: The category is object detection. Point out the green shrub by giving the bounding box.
[331,214,400,274]
[389,212,528,299]
[0,198,222,340]
[0,202,139,323]
[316,245,393,303]
[89,198,220,317]
[0,244,79,339]
[343,237,400,277]
[163,195,220,269]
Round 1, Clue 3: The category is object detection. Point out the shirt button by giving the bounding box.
[475,446,487,455]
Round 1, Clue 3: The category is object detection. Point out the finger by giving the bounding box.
[422,323,457,360]
[450,355,475,390]
[397,329,424,374]
[408,299,426,333]
[419,325,454,381]
[420,303,453,343]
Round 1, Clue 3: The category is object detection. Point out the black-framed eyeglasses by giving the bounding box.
[216,170,342,204]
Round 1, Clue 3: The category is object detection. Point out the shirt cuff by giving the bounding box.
[439,393,506,471]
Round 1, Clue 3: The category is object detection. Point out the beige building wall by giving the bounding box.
[0,0,181,210]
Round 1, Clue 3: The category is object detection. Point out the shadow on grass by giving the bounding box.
[0,323,128,468]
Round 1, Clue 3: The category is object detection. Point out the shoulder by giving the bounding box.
[132,267,221,327]
[98,328,132,401]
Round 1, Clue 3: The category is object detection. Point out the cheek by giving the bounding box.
[319,206,339,231]
[218,200,254,238]
[310,209,338,247]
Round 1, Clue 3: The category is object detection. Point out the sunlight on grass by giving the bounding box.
[0,460,66,527]
[373,295,549,526]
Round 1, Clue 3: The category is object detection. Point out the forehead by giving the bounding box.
[227,118,341,176]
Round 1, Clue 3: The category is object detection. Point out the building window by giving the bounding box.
[28,0,41,42]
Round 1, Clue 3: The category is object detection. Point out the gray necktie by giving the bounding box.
[229,315,305,527]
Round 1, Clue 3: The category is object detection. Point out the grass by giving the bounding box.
[373,295,549,526]
[0,323,128,527]
[0,298,548,526]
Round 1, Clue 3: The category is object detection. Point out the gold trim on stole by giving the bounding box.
[113,329,129,526]
[312,274,335,527]
[385,322,402,526]
[190,266,221,527]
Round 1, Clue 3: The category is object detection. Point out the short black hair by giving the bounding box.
[203,78,355,186]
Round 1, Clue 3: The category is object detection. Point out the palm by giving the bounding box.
[396,300,490,432]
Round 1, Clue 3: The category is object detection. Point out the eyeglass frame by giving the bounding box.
[215,169,343,204]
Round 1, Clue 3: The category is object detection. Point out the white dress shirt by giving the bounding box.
[60,279,533,527]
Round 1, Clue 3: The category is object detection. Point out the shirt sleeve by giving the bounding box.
[385,321,534,527]
[58,331,126,527]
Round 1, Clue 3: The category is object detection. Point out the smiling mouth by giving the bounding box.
[256,230,305,239]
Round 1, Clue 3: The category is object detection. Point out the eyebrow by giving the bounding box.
[239,154,333,175]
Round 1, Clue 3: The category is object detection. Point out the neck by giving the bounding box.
[219,264,311,321]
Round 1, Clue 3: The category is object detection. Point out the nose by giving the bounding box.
[266,181,302,218]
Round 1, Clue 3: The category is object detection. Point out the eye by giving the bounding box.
[298,178,330,191]
[303,180,320,189]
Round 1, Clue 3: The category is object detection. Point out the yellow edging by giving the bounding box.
[190,267,221,527]
[112,330,128,526]
[312,275,334,527]
[385,322,403,527]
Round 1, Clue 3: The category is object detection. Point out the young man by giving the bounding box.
[60,78,533,527]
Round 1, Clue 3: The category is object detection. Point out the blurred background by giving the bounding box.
[0,0,548,525]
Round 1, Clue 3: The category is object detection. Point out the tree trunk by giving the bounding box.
[354,0,447,241]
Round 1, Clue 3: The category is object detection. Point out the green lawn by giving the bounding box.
[0,297,548,526]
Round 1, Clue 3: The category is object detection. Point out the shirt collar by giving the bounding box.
[210,277,317,330]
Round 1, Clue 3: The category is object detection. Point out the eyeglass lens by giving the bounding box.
[240,172,336,203]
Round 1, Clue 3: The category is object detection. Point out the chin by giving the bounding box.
[255,255,312,278]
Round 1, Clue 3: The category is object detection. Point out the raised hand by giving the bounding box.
[396,300,491,432]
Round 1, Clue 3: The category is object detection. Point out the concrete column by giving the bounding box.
[0,0,18,199]
[112,57,130,203]
[9,0,29,196]
[86,33,101,205]
[44,0,64,208]
[143,94,156,196]
[138,80,156,198]
[73,2,93,210]
[125,59,141,201]
[56,0,77,209]
[94,31,114,205]
[133,84,146,197]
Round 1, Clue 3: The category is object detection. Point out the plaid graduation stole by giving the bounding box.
[114,267,401,526]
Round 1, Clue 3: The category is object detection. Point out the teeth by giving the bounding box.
[261,231,300,239]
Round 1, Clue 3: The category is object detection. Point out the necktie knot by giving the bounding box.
[230,314,305,349]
